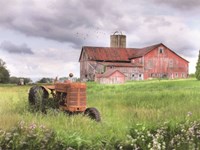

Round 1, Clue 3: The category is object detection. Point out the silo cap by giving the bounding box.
[113,31,123,35]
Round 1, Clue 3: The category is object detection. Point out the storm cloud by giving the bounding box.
[150,0,200,10]
[0,41,34,54]
[0,0,114,47]
[0,1,162,45]
[0,0,199,78]
[0,0,198,51]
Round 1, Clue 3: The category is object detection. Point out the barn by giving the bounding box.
[79,33,189,82]
[95,69,126,84]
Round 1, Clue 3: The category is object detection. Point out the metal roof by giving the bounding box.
[79,43,162,62]
[83,47,130,62]
[79,43,189,63]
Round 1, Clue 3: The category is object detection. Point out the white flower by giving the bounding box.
[187,111,192,117]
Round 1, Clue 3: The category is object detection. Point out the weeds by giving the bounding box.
[0,121,63,150]
[1,79,200,149]
[117,119,200,150]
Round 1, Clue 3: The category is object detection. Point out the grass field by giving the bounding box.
[1,78,200,149]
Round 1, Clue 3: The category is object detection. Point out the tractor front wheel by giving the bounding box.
[84,107,101,122]
[28,86,49,113]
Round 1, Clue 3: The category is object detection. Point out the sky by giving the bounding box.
[0,0,200,81]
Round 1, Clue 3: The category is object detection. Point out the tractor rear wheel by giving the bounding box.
[84,107,101,122]
[28,86,49,113]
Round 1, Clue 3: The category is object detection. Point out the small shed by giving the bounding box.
[95,69,126,84]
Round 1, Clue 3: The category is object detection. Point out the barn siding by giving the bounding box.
[97,71,126,84]
[80,60,97,81]
[143,46,188,79]
[106,66,136,79]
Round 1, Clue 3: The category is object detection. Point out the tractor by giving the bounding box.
[28,74,101,122]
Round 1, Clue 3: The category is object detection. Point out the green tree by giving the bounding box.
[9,76,19,84]
[23,78,32,84]
[196,50,200,80]
[37,77,53,83]
[10,76,32,84]
[0,62,10,83]
[0,59,6,67]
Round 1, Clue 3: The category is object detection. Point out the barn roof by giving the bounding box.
[79,43,189,63]
[79,43,162,62]
[96,69,126,78]
[128,43,162,58]
[80,47,130,62]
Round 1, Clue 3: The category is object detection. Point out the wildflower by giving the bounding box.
[19,120,25,129]
[148,143,151,148]
[39,124,46,129]
[29,123,37,129]
[187,111,192,117]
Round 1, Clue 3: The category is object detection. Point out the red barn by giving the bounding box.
[95,69,126,84]
[79,34,189,82]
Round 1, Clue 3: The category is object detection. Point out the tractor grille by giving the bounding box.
[67,86,86,107]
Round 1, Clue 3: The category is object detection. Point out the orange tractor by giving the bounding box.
[28,74,101,122]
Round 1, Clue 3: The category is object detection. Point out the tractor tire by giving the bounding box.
[84,107,101,122]
[28,86,49,113]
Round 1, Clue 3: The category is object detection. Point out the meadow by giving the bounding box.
[1,78,200,149]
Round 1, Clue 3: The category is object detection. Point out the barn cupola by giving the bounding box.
[110,31,126,48]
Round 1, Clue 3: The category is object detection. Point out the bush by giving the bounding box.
[0,59,10,83]
[0,66,10,83]
[196,50,200,80]
[117,120,200,150]
[0,121,70,150]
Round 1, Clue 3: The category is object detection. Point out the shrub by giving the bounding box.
[0,121,68,150]
[117,120,200,150]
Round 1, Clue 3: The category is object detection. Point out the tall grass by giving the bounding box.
[1,78,200,148]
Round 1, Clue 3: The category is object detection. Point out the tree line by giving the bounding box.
[0,58,78,84]
[0,59,31,84]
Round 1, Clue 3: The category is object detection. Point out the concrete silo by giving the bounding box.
[110,31,126,48]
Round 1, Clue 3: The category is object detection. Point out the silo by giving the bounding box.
[110,31,126,48]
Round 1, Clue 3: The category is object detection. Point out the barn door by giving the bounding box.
[138,74,143,80]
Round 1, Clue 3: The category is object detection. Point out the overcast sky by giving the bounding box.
[0,0,200,81]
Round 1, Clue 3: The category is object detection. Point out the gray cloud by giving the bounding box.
[0,0,131,47]
[0,0,198,77]
[0,0,199,57]
[0,41,34,54]
[150,0,200,10]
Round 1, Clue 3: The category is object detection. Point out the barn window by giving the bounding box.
[151,73,155,77]
[139,58,142,63]
[148,59,153,69]
[132,74,135,77]
[169,60,173,68]
[158,47,164,54]
[182,73,185,78]
[110,66,114,69]
[175,73,178,78]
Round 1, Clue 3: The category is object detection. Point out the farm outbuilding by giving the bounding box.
[79,33,189,82]
[95,69,126,84]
